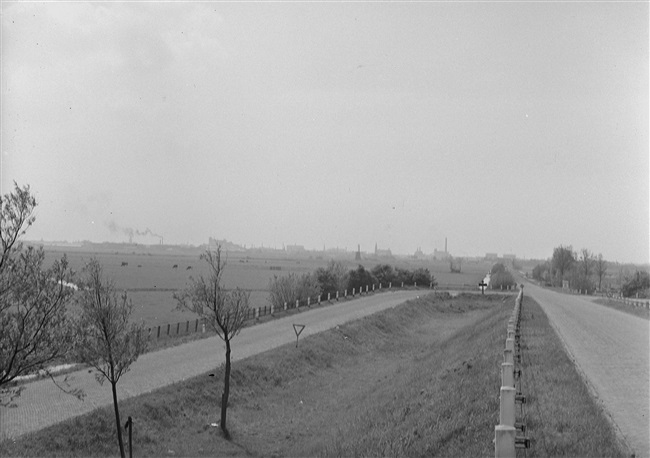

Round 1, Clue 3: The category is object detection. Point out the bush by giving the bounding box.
[347,265,376,292]
[370,264,396,286]
[490,271,516,289]
[268,273,321,308]
[621,270,650,298]
[315,261,347,298]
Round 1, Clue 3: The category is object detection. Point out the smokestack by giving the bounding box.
[445,237,447,253]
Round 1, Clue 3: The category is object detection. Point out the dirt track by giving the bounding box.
[524,281,650,458]
[0,290,422,441]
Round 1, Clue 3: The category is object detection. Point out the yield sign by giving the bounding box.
[293,324,305,347]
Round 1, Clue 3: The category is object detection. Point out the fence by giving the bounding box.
[494,287,530,457]
[145,280,442,340]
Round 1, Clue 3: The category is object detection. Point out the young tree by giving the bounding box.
[579,249,593,278]
[174,247,250,438]
[74,259,148,458]
[1,183,75,390]
[595,254,607,291]
[551,245,575,286]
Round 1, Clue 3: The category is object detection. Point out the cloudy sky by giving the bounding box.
[1,2,648,262]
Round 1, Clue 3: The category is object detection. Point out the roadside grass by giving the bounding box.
[591,298,649,320]
[519,295,631,457]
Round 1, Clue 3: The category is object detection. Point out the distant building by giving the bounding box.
[485,253,499,260]
[209,237,246,252]
[286,244,306,253]
[374,243,393,258]
[433,249,450,260]
[414,247,425,259]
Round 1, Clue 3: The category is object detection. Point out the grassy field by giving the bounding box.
[42,244,489,329]
[0,291,628,457]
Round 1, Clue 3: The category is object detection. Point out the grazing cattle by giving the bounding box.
[138,265,142,268]
[186,266,192,270]
[121,262,128,267]
[172,264,178,269]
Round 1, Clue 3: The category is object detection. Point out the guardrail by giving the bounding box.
[495,287,530,457]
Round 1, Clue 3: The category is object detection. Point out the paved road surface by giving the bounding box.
[524,281,650,458]
[0,290,422,441]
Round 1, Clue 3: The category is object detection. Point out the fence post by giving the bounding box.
[501,362,514,388]
[176,322,180,335]
[195,319,199,332]
[157,326,160,338]
[401,282,404,288]
[499,386,516,426]
[494,425,516,458]
[307,296,311,307]
[389,282,392,289]
[372,284,375,291]
[167,324,170,336]
[366,285,369,293]
[328,292,331,302]
[318,294,321,304]
[296,299,299,309]
[352,288,355,296]
[337,291,340,300]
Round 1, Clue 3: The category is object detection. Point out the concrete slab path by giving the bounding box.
[1,290,423,441]
[524,281,650,458]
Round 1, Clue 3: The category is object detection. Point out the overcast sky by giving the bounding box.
[1,1,648,262]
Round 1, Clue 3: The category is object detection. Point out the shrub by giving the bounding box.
[621,270,650,298]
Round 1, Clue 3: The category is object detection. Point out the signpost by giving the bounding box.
[479,280,488,295]
[293,324,305,348]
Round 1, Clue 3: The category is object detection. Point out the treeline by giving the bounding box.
[268,261,435,308]
[531,245,649,298]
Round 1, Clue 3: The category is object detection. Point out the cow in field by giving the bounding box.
[121,262,128,267]
[186,266,192,270]
[172,264,178,269]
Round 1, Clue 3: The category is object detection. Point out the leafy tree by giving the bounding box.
[551,245,575,286]
[1,183,75,391]
[412,267,434,286]
[74,259,147,458]
[371,264,396,286]
[532,262,550,283]
[490,263,507,275]
[174,247,250,438]
[595,254,607,291]
[449,256,462,273]
[347,265,376,291]
[315,261,347,298]
[621,270,650,298]
[394,267,414,286]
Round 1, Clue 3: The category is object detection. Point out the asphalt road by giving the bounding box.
[523,280,650,458]
[0,290,423,441]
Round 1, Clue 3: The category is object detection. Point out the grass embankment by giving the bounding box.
[591,298,649,320]
[1,293,629,457]
[519,296,630,457]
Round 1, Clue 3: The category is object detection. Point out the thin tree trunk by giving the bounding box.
[112,381,125,458]
[221,338,231,437]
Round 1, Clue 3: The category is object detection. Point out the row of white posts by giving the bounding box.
[262,281,438,317]
[494,287,529,457]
